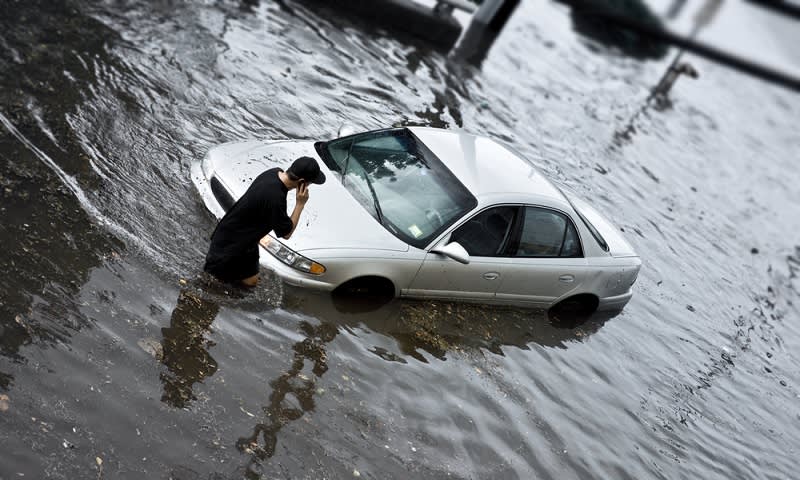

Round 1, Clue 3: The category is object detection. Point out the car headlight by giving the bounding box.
[259,236,326,275]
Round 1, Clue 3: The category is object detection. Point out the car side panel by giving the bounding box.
[545,257,641,311]
[256,247,427,296]
[493,257,589,306]
[580,257,641,299]
[405,253,503,301]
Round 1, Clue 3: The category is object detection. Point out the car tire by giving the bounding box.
[330,277,395,314]
[548,294,598,326]
[333,276,395,299]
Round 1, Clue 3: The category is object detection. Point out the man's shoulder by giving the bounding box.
[247,168,287,201]
[250,168,283,188]
[254,167,281,181]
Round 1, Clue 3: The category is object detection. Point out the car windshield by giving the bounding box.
[316,128,477,248]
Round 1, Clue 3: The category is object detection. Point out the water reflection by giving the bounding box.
[236,320,338,478]
[159,290,221,409]
[239,0,260,14]
[291,289,617,355]
[557,0,669,60]
[612,0,721,148]
[232,286,616,474]
[0,0,122,388]
[611,60,700,147]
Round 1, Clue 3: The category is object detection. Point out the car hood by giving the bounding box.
[205,140,410,254]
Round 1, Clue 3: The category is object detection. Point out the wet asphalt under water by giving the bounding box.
[1,0,799,479]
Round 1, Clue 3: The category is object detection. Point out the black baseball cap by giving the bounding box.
[287,156,326,185]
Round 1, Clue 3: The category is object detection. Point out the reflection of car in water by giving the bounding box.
[192,127,641,315]
[283,286,621,356]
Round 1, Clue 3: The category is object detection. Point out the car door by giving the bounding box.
[494,206,588,306]
[405,206,519,301]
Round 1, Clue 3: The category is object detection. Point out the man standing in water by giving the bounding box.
[203,156,326,287]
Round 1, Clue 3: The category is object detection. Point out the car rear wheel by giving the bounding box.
[548,294,599,326]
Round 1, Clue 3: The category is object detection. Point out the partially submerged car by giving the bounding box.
[192,127,641,314]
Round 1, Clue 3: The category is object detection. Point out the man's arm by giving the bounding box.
[281,182,309,240]
[281,203,304,240]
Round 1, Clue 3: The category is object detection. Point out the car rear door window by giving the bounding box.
[514,207,582,258]
[449,206,518,257]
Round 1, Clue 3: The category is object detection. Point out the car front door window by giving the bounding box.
[449,206,517,257]
[406,206,518,301]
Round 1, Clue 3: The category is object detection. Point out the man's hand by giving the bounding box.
[296,182,309,206]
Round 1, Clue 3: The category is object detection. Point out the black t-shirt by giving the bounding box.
[206,168,293,260]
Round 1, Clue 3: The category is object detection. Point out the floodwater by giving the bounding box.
[1,0,799,478]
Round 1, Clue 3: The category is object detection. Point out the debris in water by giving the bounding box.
[14,315,34,335]
[137,338,164,360]
[239,406,255,417]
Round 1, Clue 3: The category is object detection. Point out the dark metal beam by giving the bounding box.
[745,0,800,21]
[558,0,800,92]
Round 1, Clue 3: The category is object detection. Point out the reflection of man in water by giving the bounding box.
[204,157,325,287]
[238,321,338,471]
[160,290,220,408]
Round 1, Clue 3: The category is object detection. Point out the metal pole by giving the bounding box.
[451,0,521,65]
[473,0,506,25]
[435,0,477,14]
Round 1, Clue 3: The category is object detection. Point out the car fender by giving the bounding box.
[310,249,428,296]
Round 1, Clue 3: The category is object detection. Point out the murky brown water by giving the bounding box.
[1,1,799,479]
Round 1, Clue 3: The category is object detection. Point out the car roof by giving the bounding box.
[408,127,568,208]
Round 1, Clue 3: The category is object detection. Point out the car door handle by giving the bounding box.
[483,272,500,280]
[559,274,575,283]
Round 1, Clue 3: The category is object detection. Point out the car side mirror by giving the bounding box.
[337,124,357,138]
[431,242,470,264]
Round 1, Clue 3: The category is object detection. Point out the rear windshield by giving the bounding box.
[567,195,610,252]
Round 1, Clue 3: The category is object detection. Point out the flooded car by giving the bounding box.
[192,127,641,313]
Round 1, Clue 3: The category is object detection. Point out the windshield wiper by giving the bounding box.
[363,175,384,225]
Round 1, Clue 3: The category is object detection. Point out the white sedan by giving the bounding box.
[192,127,641,314]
